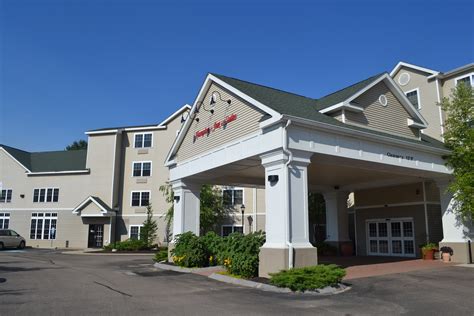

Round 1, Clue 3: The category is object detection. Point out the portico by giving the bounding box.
[165,73,472,277]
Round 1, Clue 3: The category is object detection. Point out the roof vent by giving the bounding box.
[379,94,388,107]
[398,72,410,86]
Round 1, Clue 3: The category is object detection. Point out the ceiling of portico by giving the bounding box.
[186,153,442,191]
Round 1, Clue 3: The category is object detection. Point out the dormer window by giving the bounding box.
[405,89,421,110]
[134,133,153,148]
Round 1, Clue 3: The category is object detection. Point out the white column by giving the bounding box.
[171,180,201,238]
[323,191,350,242]
[437,180,471,243]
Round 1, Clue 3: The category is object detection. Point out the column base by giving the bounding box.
[258,246,318,278]
[439,241,473,264]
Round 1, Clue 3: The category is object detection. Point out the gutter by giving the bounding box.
[282,119,294,269]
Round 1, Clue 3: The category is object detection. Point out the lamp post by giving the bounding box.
[240,204,245,234]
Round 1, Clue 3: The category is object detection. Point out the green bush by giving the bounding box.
[153,247,169,262]
[171,232,208,267]
[219,231,265,278]
[269,264,346,292]
[104,239,148,251]
[200,231,224,266]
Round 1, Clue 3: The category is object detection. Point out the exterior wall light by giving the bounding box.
[268,175,279,184]
[173,196,180,203]
[210,91,232,106]
[240,204,245,232]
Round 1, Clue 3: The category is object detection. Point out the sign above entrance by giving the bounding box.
[193,114,238,142]
[386,152,415,161]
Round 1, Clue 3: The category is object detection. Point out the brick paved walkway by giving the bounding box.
[319,256,454,280]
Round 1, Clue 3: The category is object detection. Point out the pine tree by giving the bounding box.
[140,204,158,249]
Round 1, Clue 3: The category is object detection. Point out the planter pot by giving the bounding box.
[423,249,435,260]
[442,252,451,263]
[340,243,353,257]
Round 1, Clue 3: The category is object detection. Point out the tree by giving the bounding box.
[159,183,231,237]
[440,82,474,219]
[140,204,158,249]
[66,140,88,151]
[159,183,174,243]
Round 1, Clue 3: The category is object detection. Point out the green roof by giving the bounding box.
[211,73,447,151]
[0,144,88,172]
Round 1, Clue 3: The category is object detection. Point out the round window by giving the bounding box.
[398,72,410,86]
[379,94,388,106]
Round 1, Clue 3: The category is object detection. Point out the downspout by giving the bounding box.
[283,119,294,269]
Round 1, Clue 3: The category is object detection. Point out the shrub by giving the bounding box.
[219,231,265,278]
[269,264,346,292]
[105,239,148,251]
[200,231,224,266]
[171,232,208,267]
[154,247,169,262]
[421,243,438,251]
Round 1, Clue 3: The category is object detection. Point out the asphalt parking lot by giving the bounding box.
[0,248,473,315]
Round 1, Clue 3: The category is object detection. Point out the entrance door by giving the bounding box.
[88,224,104,248]
[367,218,415,257]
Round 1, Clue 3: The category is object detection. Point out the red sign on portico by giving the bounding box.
[194,114,237,141]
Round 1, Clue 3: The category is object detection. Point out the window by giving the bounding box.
[405,89,421,110]
[0,189,12,203]
[134,133,153,148]
[221,225,243,237]
[0,213,10,229]
[223,188,243,206]
[33,188,59,203]
[455,74,474,87]
[131,191,150,207]
[132,162,152,177]
[30,213,57,240]
[129,225,143,240]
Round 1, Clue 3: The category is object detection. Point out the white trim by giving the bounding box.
[390,61,439,77]
[128,224,144,239]
[85,129,119,135]
[0,188,13,203]
[33,187,59,203]
[158,104,192,127]
[111,133,118,207]
[354,201,440,210]
[435,78,445,140]
[404,87,422,110]
[131,161,153,177]
[72,196,110,215]
[407,118,426,129]
[130,190,151,207]
[133,132,153,149]
[124,126,165,132]
[454,72,474,87]
[341,108,346,123]
[0,208,73,211]
[365,217,416,257]
[165,73,279,166]
[27,170,90,176]
[0,147,31,173]
[428,63,474,80]
[320,102,364,114]
[221,186,245,206]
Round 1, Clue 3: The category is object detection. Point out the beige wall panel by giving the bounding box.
[442,68,474,99]
[424,181,441,202]
[355,182,424,207]
[393,67,444,140]
[426,203,443,243]
[356,205,426,257]
[346,81,419,139]
[175,83,266,162]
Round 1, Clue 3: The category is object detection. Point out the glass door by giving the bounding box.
[367,219,415,257]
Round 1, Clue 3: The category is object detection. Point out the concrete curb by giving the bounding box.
[456,264,474,268]
[154,262,225,273]
[62,251,155,256]
[209,273,351,295]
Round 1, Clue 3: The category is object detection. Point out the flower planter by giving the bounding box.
[423,249,435,260]
[340,243,353,257]
[441,252,451,263]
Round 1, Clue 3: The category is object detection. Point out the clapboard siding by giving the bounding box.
[345,82,419,139]
[175,83,266,162]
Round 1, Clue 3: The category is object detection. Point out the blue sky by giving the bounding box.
[1,0,473,151]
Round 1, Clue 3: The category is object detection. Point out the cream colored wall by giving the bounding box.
[441,68,474,99]
[175,83,266,162]
[392,67,443,140]
[346,81,419,139]
[355,182,424,207]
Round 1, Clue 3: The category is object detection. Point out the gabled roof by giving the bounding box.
[390,61,440,77]
[0,144,88,173]
[166,73,446,165]
[315,73,385,110]
[72,196,114,216]
[86,104,191,134]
